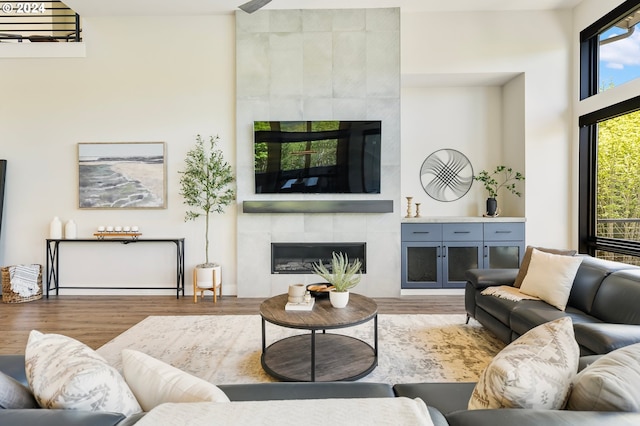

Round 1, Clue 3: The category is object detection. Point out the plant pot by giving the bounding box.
[195,264,221,289]
[329,290,349,308]
[486,198,498,217]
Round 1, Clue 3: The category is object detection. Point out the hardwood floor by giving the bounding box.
[0,294,464,355]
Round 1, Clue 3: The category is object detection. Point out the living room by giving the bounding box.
[2,0,629,297]
[2,0,640,424]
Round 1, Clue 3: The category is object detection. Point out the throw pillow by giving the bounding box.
[566,342,640,411]
[0,370,38,409]
[25,330,142,415]
[468,317,580,410]
[121,349,230,412]
[519,248,583,310]
[514,246,577,288]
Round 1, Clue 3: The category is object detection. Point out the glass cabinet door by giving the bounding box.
[484,243,523,269]
[401,242,441,288]
[444,242,482,288]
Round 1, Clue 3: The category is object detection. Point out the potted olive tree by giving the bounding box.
[179,134,235,294]
[312,252,362,308]
[473,165,524,217]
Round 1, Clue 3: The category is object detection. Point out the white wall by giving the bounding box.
[401,10,574,248]
[0,16,238,294]
[401,85,504,217]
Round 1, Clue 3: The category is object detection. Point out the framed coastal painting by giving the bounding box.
[78,142,167,209]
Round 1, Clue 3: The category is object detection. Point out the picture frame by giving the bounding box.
[78,142,167,209]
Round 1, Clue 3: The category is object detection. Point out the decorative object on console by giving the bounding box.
[179,134,235,302]
[64,219,77,239]
[49,216,62,239]
[405,196,413,218]
[420,149,473,202]
[414,203,421,218]
[312,252,362,308]
[78,142,167,209]
[473,165,524,217]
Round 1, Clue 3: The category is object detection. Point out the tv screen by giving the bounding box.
[254,120,381,194]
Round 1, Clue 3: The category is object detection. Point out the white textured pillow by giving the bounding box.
[468,317,580,410]
[121,349,230,411]
[25,330,141,415]
[567,342,640,411]
[519,248,583,310]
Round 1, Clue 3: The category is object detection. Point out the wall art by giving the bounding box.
[420,149,473,202]
[78,142,166,209]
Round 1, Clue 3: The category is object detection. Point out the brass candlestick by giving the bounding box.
[414,203,421,218]
[405,197,413,218]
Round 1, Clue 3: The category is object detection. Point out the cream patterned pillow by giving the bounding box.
[468,317,579,410]
[519,248,583,310]
[121,349,230,412]
[25,330,141,415]
[567,342,640,411]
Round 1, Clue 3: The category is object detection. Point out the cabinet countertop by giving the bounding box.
[402,216,526,223]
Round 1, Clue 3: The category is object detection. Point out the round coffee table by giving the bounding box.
[260,293,378,382]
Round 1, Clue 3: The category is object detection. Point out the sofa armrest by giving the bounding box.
[574,323,640,355]
[217,382,395,401]
[0,355,27,386]
[393,382,475,415]
[0,410,128,426]
[445,409,640,426]
[465,269,519,290]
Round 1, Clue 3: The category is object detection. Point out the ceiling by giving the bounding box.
[63,0,585,17]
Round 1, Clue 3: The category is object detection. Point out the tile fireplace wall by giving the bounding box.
[235,8,401,297]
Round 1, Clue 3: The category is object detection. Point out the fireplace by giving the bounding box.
[271,243,366,274]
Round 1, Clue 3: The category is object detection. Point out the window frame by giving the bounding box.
[579,0,640,258]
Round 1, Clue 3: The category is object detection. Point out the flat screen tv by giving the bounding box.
[254,120,381,194]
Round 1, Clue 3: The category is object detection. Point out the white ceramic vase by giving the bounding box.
[64,220,77,239]
[50,216,62,239]
[329,290,349,308]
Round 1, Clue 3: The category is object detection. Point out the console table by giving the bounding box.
[45,238,185,298]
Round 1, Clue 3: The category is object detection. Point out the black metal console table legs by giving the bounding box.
[45,238,185,298]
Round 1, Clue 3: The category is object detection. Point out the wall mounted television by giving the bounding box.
[254,120,381,194]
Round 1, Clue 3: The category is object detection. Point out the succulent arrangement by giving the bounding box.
[312,252,362,292]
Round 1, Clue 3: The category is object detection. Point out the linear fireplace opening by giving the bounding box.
[271,243,366,274]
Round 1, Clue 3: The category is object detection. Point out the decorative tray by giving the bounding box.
[94,232,142,240]
[307,283,334,299]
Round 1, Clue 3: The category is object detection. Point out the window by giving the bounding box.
[580,1,640,265]
[580,1,640,99]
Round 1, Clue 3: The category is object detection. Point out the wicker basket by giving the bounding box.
[1,265,43,303]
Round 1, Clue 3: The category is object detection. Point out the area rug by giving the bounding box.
[96,314,505,385]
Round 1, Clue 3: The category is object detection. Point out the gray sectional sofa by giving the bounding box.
[3,353,640,425]
[465,255,640,355]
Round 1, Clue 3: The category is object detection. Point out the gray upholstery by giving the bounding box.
[466,255,640,356]
[218,381,395,400]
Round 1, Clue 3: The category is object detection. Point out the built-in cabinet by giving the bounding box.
[401,220,525,289]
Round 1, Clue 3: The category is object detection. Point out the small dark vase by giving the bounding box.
[486,198,498,216]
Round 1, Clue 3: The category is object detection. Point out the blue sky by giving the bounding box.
[599,25,640,90]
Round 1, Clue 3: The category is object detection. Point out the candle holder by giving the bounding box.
[414,203,421,218]
[405,197,413,218]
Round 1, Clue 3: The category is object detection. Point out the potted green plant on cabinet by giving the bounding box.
[179,134,235,300]
[473,165,524,217]
[312,252,362,308]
